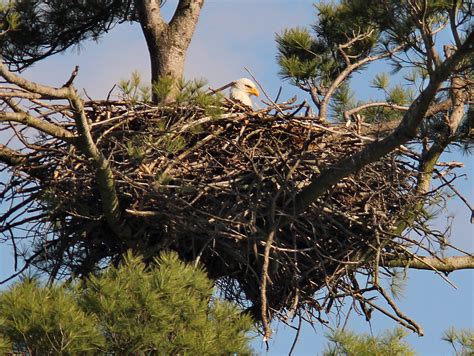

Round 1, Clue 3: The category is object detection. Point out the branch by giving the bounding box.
[0,60,128,238]
[290,31,474,216]
[0,144,26,166]
[0,112,75,140]
[68,90,129,238]
[0,62,70,98]
[343,102,409,122]
[344,99,452,123]
[134,0,166,39]
[449,0,462,48]
[318,44,405,121]
[384,256,474,272]
[169,0,205,33]
[337,29,376,66]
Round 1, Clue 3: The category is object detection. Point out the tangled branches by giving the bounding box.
[1,93,465,337]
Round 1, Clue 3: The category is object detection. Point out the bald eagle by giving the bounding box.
[229,78,259,107]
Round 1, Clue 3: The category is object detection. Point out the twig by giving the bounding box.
[244,67,285,116]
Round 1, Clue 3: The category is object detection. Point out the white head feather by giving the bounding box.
[229,78,259,107]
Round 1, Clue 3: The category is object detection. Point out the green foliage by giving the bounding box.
[0,2,20,34]
[388,85,409,106]
[77,251,254,354]
[152,74,175,103]
[0,252,254,354]
[371,73,390,90]
[0,278,104,354]
[355,72,413,123]
[442,327,474,355]
[0,332,11,354]
[154,172,172,187]
[125,135,147,162]
[276,26,340,86]
[151,76,223,116]
[163,133,186,154]
[0,1,134,70]
[276,0,384,85]
[315,1,378,56]
[276,28,319,82]
[121,74,223,116]
[119,70,151,104]
[175,77,224,117]
[331,83,356,120]
[323,328,416,356]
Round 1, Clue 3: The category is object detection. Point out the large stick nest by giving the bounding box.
[3,100,433,328]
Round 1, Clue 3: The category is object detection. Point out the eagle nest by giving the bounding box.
[2,99,447,334]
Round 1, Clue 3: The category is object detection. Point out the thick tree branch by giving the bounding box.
[0,144,25,166]
[290,31,473,216]
[169,0,205,32]
[134,0,204,102]
[67,90,129,238]
[0,112,75,140]
[0,62,70,98]
[0,61,128,238]
[384,256,474,272]
[449,0,462,48]
[134,0,166,42]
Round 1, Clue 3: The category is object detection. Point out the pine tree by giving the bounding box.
[323,328,416,356]
[0,252,254,354]
[77,251,254,354]
[0,278,104,354]
[0,0,205,102]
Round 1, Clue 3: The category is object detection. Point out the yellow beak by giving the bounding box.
[248,87,260,97]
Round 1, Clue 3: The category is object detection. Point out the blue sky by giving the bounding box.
[0,1,472,354]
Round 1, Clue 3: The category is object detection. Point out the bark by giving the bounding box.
[0,112,75,140]
[0,144,26,166]
[134,0,205,102]
[384,256,474,272]
[68,91,128,238]
[394,49,470,235]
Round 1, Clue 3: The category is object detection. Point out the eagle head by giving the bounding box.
[229,78,259,107]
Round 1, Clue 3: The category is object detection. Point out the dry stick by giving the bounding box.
[288,313,302,356]
[260,191,281,342]
[360,293,422,335]
[207,82,233,95]
[377,285,424,335]
[162,127,226,178]
[0,112,75,140]
[437,173,474,220]
[62,65,79,88]
[260,230,275,342]
[244,67,285,116]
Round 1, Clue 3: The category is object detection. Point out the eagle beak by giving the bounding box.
[249,87,260,97]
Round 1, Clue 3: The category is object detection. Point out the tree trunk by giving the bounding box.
[135,0,205,103]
